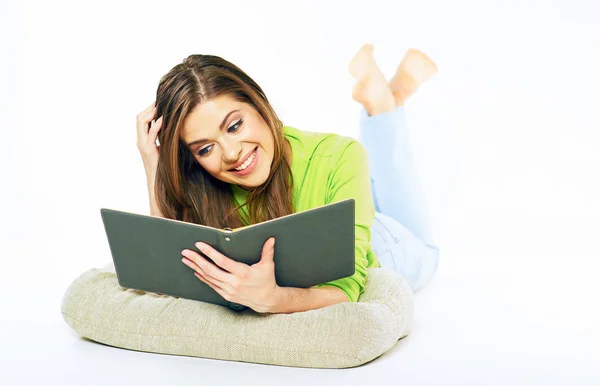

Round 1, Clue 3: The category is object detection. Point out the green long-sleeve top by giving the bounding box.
[230,125,380,302]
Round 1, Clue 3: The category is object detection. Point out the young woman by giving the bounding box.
[135,44,439,314]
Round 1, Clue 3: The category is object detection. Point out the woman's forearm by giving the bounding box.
[146,169,164,218]
[149,191,163,218]
[270,286,348,314]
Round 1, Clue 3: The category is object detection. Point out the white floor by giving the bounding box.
[1,250,598,386]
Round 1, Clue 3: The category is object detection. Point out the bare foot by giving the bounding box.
[389,48,438,106]
[349,44,396,116]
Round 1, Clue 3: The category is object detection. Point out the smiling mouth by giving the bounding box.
[228,146,258,171]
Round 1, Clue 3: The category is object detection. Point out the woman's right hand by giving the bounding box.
[136,101,164,175]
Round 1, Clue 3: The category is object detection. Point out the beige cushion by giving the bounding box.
[61,265,414,369]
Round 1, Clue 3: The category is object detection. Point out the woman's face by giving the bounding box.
[181,95,274,190]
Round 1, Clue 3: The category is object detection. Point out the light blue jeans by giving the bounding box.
[358,106,440,293]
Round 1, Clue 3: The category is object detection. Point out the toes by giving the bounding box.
[349,44,376,80]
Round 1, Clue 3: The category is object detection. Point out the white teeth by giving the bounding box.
[234,149,256,171]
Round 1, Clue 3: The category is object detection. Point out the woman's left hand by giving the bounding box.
[181,237,280,313]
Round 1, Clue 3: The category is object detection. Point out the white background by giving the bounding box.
[1,0,599,384]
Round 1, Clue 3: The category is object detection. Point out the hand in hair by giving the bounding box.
[136,100,164,175]
[181,237,281,313]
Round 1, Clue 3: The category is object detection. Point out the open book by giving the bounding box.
[100,198,355,311]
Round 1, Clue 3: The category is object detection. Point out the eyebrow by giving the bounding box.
[185,109,240,148]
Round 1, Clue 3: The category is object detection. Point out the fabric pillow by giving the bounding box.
[61,265,414,369]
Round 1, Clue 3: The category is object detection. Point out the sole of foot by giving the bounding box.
[349,43,396,115]
[389,48,438,106]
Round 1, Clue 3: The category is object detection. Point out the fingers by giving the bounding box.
[195,242,246,277]
[257,237,276,265]
[194,271,231,301]
[136,101,156,139]
[182,248,236,285]
[192,262,228,290]
[136,100,163,144]
[148,116,163,143]
[185,255,236,295]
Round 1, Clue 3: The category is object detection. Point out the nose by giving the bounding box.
[222,141,243,165]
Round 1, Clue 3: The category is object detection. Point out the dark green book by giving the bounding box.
[100,198,355,311]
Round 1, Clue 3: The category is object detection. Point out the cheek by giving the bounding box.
[202,157,223,175]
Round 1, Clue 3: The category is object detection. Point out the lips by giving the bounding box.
[228,146,258,171]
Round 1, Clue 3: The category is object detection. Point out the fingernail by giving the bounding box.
[196,242,204,251]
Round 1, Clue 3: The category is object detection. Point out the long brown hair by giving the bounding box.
[153,54,295,229]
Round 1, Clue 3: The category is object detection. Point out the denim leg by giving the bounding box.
[358,106,440,292]
[370,211,440,292]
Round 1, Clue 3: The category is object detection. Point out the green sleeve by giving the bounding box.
[314,139,375,302]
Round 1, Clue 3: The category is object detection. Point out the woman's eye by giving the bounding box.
[197,119,243,156]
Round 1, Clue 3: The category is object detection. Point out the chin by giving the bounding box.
[237,171,270,189]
